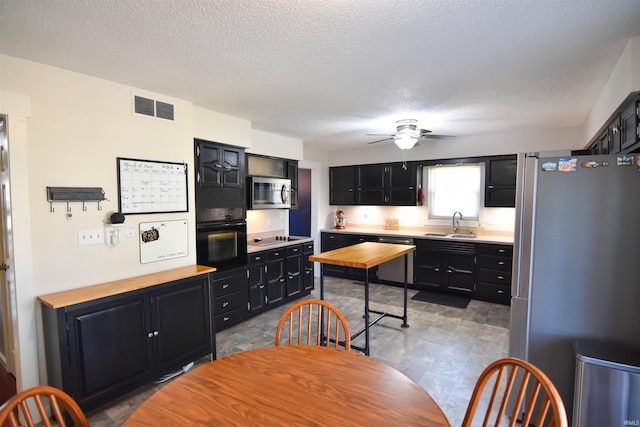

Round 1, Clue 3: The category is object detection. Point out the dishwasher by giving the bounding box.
[377,236,414,284]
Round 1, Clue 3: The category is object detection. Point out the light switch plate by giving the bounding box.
[78,229,103,245]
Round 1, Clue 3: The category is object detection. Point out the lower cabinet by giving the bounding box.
[320,232,377,281]
[41,274,212,411]
[247,243,314,316]
[211,267,249,332]
[414,239,475,294]
[474,244,513,305]
[302,242,315,292]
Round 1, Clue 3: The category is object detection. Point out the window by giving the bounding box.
[426,163,483,220]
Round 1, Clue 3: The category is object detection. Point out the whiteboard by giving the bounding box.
[139,220,188,264]
[118,157,188,214]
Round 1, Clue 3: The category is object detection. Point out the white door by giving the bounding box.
[0,115,16,374]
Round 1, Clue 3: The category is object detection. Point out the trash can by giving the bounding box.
[573,340,640,427]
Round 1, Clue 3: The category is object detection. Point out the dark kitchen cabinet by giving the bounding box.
[40,271,212,411]
[329,166,356,205]
[288,160,299,209]
[267,249,286,304]
[211,267,248,332]
[355,163,417,205]
[194,139,246,216]
[475,244,513,305]
[319,232,377,281]
[248,252,268,313]
[620,99,639,152]
[484,155,517,208]
[286,245,303,297]
[302,242,315,292]
[585,92,640,154]
[414,239,475,295]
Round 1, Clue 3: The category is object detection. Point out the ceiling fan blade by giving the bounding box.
[366,137,394,144]
[366,133,395,137]
[420,134,456,140]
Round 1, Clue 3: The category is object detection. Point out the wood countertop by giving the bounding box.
[38,265,216,309]
[309,241,415,269]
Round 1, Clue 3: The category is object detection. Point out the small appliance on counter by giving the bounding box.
[334,210,346,229]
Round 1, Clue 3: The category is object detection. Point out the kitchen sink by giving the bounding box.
[424,232,448,237]
[450,234,477,239]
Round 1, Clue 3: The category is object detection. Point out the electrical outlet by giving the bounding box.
[78,229,103,245]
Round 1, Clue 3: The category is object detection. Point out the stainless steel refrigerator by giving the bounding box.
[510,152,640,424]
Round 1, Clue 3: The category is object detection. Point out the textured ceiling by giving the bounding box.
[1,0,640,150]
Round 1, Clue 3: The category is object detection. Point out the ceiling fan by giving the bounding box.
[366,119,455,150]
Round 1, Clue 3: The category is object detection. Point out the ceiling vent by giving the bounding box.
[133,95,174,121]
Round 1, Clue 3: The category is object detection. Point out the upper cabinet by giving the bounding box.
[586,92,639,155]
[195,139,244,188]
[330,162,417,206]
[484,155,517,208]
[329,166,356,205]
[194,139,246,214]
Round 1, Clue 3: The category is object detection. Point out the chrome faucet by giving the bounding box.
[452,211,463,234]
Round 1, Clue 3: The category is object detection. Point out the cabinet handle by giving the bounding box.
[222,301,229,307]
[497,275,505,280]
[498,261,505,265]
[153,331,159,336]
[147,332,153,338]
[487,185,495,189]
[498,249,506,253]
[222,283,229,289]
[259,285,265,289]
[223,316,230,322]
[434,267,440,272]
[214,164,222,168]
[497,289,504,294]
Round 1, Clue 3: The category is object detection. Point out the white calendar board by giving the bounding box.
[139,220,188,264]
[118,157,188,214]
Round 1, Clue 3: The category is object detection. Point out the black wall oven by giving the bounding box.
[196,208,247,271]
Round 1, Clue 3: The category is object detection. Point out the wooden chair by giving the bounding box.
[275,299,351,350]
[0,385,89,427]
[462,357,567,427]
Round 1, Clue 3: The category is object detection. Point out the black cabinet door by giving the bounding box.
[485,156,517,207]
[387,163,416,205]
[266,250,286,304]
[329,166,355,205]
[356,164,385,204]
[620,100,639,152]
[220,147,243,188]
[302,242,315,292]
[67,295,152,407]
[443,252,475,293]
[414,247,444,290]
[248,265,266,313]
[150,277,212,373]
[286,254,302,297]
[197,141,223,187]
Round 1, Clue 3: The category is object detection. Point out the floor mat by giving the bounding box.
[411,290,470,309]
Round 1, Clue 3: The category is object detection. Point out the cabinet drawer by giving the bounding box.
[268,248,285,261]
[211,273,247,297]
[321,233,347,244]
[477,244,513,257]
[475,283,511,305]
[477,268,511,286]
[214,306,246,331]
[286,245,302,256]
[213,290,246,315]
[249,252,267,265]
[477,255,512,271]
[302,242,314,253]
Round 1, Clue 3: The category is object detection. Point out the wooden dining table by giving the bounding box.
[122,345,450,426]
[309,241,416,355]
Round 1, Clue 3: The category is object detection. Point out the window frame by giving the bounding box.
[424,162,484,221]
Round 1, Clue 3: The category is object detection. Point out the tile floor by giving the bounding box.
[86,276,510,426]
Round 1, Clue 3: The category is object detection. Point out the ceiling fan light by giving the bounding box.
[394,133,418,150]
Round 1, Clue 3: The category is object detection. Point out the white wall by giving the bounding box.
[247,129,303,160]
[583,35,640,143]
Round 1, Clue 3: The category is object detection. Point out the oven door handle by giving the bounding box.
[198,221,246,230]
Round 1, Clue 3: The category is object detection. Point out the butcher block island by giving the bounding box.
[38,265,216,411]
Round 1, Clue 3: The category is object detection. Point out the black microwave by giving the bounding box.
[248,177,291,209]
